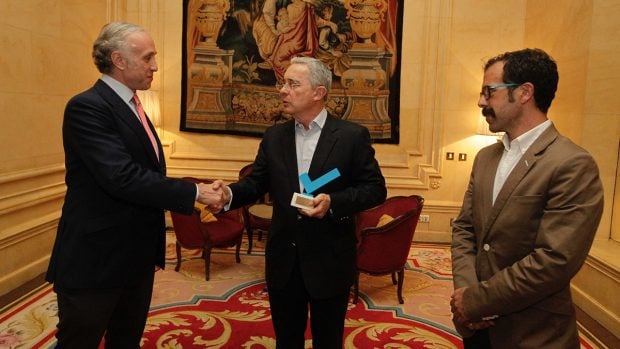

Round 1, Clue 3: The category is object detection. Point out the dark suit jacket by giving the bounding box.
[451,124,604,348]
[46,80,196,289]
[229,116,386,299]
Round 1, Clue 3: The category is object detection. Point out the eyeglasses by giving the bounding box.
[276,79,303,91]
[480,83,519,100]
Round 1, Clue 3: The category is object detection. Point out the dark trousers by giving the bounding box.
[463,329,492,349]
[268,261,350,349]
[54,270,155,349]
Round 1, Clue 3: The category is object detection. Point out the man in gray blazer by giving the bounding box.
[450,48,604,348]
[46,22,221,348]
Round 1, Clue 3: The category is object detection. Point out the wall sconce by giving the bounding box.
[136,90,161,128]
[476,115,502,138]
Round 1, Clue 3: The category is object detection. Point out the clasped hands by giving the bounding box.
[197,180,230,213]
[450,287,495,331]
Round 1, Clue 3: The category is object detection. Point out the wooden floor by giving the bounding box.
[2,273,618,348]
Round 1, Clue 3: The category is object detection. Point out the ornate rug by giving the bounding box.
[0,234,599,348]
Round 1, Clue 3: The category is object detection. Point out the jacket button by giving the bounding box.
[483,243,490,251]
[297,215,302,220]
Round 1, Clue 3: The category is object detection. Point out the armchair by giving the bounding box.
[169,177,244,280]
[238,164,272,254]
[353,195,425,304]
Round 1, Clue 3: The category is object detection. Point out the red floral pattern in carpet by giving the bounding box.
[0,236,600,348]
[142,281,462,348]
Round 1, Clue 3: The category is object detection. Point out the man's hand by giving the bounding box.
[299,193,331,219]
[197,180,230,213]
[450,287,495,331]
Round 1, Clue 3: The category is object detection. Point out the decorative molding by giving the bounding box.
[0,183,65,217]
[0,213,59,249]
[572,283,620,339]
[0,255,50,297]
[0,165,66,217]
[0,165,64,245]
[106,0,121,21]
[0,164,64,184]
[585,252,620,281]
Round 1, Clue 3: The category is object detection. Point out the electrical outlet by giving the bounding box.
[419,214,430,223]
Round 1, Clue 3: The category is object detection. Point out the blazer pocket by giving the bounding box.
[81,213,125,247]
[502,195,543,236]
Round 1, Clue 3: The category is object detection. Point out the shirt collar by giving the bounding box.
[100,74,135,103]
[294,108,328,131]
[501,119,552,154]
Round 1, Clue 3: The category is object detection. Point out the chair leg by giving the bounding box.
[203,247,212,281]
[235,238,242,263]
[353,271,360,304]
[175,241,182,272]
[397,269,405,304]
[246,226,253,254]
[391,272,397,285]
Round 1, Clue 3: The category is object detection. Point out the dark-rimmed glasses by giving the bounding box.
[480,83,519,100]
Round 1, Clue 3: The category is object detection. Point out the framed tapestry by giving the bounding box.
[181,0,403,143]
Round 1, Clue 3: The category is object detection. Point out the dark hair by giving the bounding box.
[485,48,559,113]
[92,22,144,74]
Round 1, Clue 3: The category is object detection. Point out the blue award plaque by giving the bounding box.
[290,168,341,209]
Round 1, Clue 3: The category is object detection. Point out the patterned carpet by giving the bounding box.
[0,233,600,348]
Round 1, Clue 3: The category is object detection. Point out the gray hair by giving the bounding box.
[290,57,332,96]
[92,22,145,73]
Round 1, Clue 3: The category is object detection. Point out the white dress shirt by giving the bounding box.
[295,109,327,193]
[492,120,552,204]
[100,74,142,121]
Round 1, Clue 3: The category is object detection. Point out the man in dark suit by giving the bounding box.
[214,57,386,348]
[450,48,604,348]
[46,22,221,348]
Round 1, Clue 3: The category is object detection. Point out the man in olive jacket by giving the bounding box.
[451,48,604,349]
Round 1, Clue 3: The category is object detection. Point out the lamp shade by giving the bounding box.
[136,90,161,127]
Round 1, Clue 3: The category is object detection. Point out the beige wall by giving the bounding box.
[0,0,618,338]
[0,0,108,296]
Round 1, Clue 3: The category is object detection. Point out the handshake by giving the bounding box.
[196,180,230,213]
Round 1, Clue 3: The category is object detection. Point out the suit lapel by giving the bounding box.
[279,121,301,192]
[308,116,338,178]
[485,126,559,235]
[94,80,163,168]
[479,144,503,234]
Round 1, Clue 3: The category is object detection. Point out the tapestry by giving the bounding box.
[181,0,403,143]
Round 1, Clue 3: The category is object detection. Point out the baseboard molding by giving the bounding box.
[0,255,50,297]
[414,229,452,244]
[572,283,620,339]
